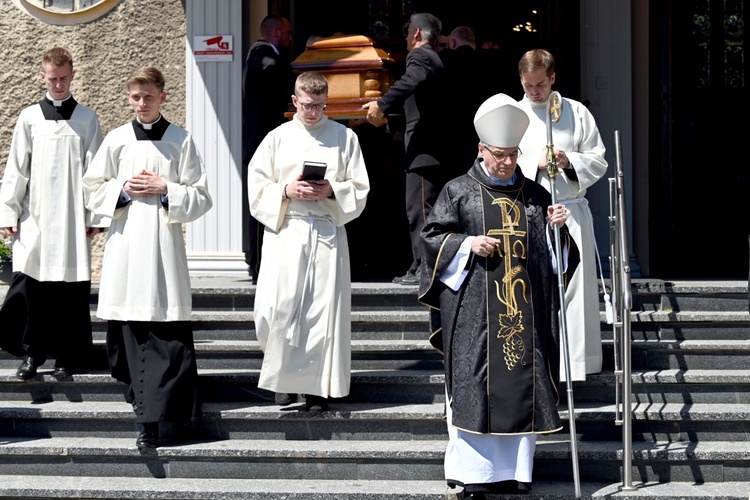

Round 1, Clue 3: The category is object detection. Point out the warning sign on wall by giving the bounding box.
[194,35,233,62]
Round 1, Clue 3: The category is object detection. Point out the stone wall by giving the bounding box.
[0,0,187,282]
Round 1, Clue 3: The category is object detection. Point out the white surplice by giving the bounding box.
[517,94,608,381]
[248,114,370,399]
[0,101,103,282]
[83,121,213,321]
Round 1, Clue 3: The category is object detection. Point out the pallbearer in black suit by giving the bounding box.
[364,12,449,286]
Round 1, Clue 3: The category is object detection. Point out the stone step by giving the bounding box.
[7,279,747,311]
[84,309,750,325]
[83,280,750,313]
[0,437,747,485]
[0,339,444,371]
[0,400,448,440]
[9,336,750,374]
[575,369,750,404]
[85,310,750,344]
[0,476,445,500]
[0,476,747,500]
[0,368,447,404]
[3,367,750,405]
[601,323,750,341]
[1,399,749,443]
[602,339,750,370]
[89,310,433,341]
[612,280,748,310]
[9,335,750,373]
[623,293,749,313]
[88,281,427,312]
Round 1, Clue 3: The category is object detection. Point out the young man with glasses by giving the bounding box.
[248,71,370,412]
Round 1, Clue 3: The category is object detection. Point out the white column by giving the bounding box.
[185,0,247,275]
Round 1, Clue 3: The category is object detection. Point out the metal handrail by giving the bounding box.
[608,130,635,491]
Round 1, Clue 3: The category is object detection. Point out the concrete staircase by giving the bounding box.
[0,277,748,499]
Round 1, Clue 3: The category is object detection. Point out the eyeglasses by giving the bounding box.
[482,144,521,161]
[297,101,327,112]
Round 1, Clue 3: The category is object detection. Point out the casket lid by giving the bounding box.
[291,34,395,72]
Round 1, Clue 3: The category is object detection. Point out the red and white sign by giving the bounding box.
[194,35,233,62]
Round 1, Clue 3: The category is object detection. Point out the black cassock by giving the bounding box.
[419,160,568,435]
[107,320,201,424]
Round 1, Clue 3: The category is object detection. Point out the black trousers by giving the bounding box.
[0,272,92,366]
[405,166,448,274]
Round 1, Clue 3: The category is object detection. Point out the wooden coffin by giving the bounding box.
[287,34,395,119]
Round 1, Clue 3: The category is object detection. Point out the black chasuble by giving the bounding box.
[419,159,564,435]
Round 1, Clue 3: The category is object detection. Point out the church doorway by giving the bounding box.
[651,0,748,279]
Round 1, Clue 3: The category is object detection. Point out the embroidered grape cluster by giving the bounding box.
[503,335,525,370]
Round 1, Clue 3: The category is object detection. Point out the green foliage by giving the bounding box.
[0,239,11,261]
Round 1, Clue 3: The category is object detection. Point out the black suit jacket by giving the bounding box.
[242,41,294,165]
[377,43,447,171]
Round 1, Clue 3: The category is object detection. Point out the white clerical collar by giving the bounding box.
[46,92,72,107]
[526,94,552,109]
[480,161,517,185]
[137,115,162,130]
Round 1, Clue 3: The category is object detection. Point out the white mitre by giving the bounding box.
[473,93,530,148]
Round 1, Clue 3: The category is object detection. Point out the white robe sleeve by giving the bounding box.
[328,128,370,227]
[439,236,474,291]
[82,114,107,227]
[248,130,286,231]
[565,100,608,190]
[162,133,213,224]
[0,113,32,228]
[83,136,129,220]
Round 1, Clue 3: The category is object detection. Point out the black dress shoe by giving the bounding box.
[274,392,296,405]
[304,394,328,412]
[52,365,73,379]
[16,357,42,380]
[516,481,532,493]
[136,423,159,450]
[399,272,419,285]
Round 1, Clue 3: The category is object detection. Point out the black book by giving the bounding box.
[302,161,327,181]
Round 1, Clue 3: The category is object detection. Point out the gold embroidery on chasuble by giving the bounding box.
[482,187,532,372]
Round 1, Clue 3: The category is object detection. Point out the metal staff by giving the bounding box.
[545,90,581,498]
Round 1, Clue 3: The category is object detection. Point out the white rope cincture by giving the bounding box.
[286,215,336,347]
[559,197,613,324]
